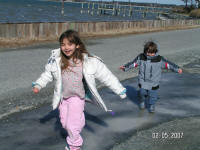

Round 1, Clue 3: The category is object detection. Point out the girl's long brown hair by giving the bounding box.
[59,30,90,71]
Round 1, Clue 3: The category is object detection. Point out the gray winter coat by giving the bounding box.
[123,53,180,90]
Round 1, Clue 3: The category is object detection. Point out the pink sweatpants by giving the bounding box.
[59,96,85,150]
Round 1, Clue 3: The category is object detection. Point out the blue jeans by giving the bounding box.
[139,88,158,105]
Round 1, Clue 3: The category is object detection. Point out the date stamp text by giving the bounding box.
[152,132,184,139]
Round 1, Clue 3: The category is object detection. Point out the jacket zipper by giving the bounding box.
[144,63,146,81]
[150,66,152,78]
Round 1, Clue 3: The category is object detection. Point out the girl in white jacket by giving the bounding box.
[32,30,126,150]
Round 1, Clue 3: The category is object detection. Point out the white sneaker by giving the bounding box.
[65,145,70,150]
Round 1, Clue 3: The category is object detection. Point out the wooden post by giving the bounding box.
[97,2,100,15]
[88,2,90,14]
[112,0,115,16]
[103,3,106,15]
[143,10,146,18]
[123,6,126,17]
[128,0,132,17]
[118,4,121,16]
[61,0,64,15]
[100,0,103,15]
[81,2,84,14]
[91,3,94,15]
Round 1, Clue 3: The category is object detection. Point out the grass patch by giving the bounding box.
[189,9,200,18]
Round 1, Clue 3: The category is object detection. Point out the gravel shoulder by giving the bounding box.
[111,116,200,150]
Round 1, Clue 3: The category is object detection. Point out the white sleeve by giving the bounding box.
[33,59,54,90]
[93,58,126,97]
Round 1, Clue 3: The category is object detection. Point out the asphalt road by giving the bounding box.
[1,28,200,118]
[0,28,200,150]
[0,73,200,150]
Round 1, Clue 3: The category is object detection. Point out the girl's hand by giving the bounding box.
[119,66,125,71]
[33,87,39,94]
[119,93,127,99]
[119,89,127,99]
[178,68,182,74]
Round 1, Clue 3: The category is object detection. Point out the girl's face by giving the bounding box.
[60,38,79,58]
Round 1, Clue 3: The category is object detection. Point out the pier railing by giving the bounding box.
[80,2,172,18]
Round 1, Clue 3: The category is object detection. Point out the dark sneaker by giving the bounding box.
[149,104,155,113]
[139,101,145,109]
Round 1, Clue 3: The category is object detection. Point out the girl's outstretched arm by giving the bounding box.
[93,58,126,99]
[32,58,55,92]
[32,87,39,94]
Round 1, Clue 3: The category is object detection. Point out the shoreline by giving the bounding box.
[1,25,200,50]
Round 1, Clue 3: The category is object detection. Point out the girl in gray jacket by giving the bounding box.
[120,41,182,113]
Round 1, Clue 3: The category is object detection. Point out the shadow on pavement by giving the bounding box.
[125,85,139,105]
[39,108,108,138]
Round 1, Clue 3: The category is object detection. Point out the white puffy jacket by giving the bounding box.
[33,48,126,111]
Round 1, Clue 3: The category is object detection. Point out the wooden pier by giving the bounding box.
[80,1,172,19]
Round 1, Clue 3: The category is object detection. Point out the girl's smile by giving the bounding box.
[63,49,73,56]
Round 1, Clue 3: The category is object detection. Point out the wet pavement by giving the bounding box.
[0,72,200,150]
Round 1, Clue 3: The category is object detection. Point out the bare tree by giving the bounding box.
[182,0,188,7]
[195,0,200,8]
[182,0,200,8]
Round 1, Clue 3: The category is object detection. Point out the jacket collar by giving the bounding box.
[51,48,61,58]
[145,53,159,60]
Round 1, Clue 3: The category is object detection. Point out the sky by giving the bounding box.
[90,0,185,5]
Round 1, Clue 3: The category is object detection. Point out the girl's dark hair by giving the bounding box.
[59,30,90,71]
[143,41,158,54]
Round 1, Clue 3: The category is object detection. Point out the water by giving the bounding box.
[0,0,165,23]
[0,0,189,23]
